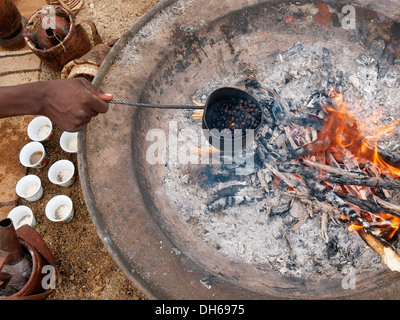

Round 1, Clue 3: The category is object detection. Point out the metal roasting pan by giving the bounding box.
[78,0,400,299]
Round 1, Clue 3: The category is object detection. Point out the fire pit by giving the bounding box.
[79,0,400,299]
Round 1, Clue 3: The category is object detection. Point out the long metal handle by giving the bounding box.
[108,100,204,110]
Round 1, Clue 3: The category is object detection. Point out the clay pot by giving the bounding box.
[34,12,70,50]
[61,41,114,81]
[0,0,27,49]
[0,218,58,300]
[46,0,84,15]
[23,5,102,71]
[0,0,22,39]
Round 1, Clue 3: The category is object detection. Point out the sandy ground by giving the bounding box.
[20,0,160,300]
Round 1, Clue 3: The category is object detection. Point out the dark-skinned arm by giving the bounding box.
[0,78,113,132]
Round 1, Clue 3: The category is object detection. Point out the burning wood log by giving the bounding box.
[302,177,400,271]
[281,88,400,178]
[302,177,369,228]
[268,87,400,272]
[354,228,400,272]
[277,163,400,191]
[334,192,400,219]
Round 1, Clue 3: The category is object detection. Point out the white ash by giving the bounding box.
[162,40,400,279]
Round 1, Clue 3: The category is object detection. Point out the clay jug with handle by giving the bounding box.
[35,11,70,50]
[0,219,31,297]
[0,0,22,39]
[23,5,102,71]
[0,218,58,300]
[0,0,27,49]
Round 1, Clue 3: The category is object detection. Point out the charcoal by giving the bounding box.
[326,236,339,259]
[214,184,246,198]
[207,195,253,212]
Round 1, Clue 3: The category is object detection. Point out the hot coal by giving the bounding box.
[206,98,262,134]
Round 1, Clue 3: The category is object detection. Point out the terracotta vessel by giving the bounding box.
[0,0,27,49]
[0,218,58,300]
[61,40,115,80]
[0,0,21,39]
[23,5,102,71]
[23,11,70,50]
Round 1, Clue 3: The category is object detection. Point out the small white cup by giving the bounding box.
[8,206,36,229]
[45,195,74,223]
[16,174,43,201]
[48,160,76,187]
[27,116,54,142]
[19,141,48,168]
[60,132,78,153]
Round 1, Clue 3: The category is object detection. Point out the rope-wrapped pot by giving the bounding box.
[46,0,84,14]
[23,5,101,72]
[61,42,112,81]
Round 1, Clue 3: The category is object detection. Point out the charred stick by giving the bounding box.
[277,163,400,191]
[255,143,268,164]
[379,149,400,168]
[281,189,342,221]
[373,196,400,214]
[349,139,400,173]
[304,175,400,272]
[280,136,331,162]
[303,177,368,228]
[257,146,309,193]
[288,116,323,131]
[335,192,400,219]
[302,159,364,177]
[284,126,300,149]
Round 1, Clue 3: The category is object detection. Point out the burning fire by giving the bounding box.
[323,88,400,178]
[310,88,400,241]
[347,211,400,241]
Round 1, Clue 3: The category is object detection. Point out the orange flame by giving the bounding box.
[312,88,400,241]
[324,88,400,178]
[372,213,400,240]
[348,213,400,241]
[348,224,364,232]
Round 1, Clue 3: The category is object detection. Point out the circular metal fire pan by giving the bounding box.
[78,0,400,299]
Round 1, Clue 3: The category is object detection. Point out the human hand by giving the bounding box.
[40,78,113,132]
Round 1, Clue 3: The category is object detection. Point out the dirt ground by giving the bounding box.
[19,0,161,300]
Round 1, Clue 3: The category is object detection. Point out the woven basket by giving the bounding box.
[61,43,111,81]
[46,0,83,14]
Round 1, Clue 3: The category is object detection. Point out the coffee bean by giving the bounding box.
[206,97,262,134]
